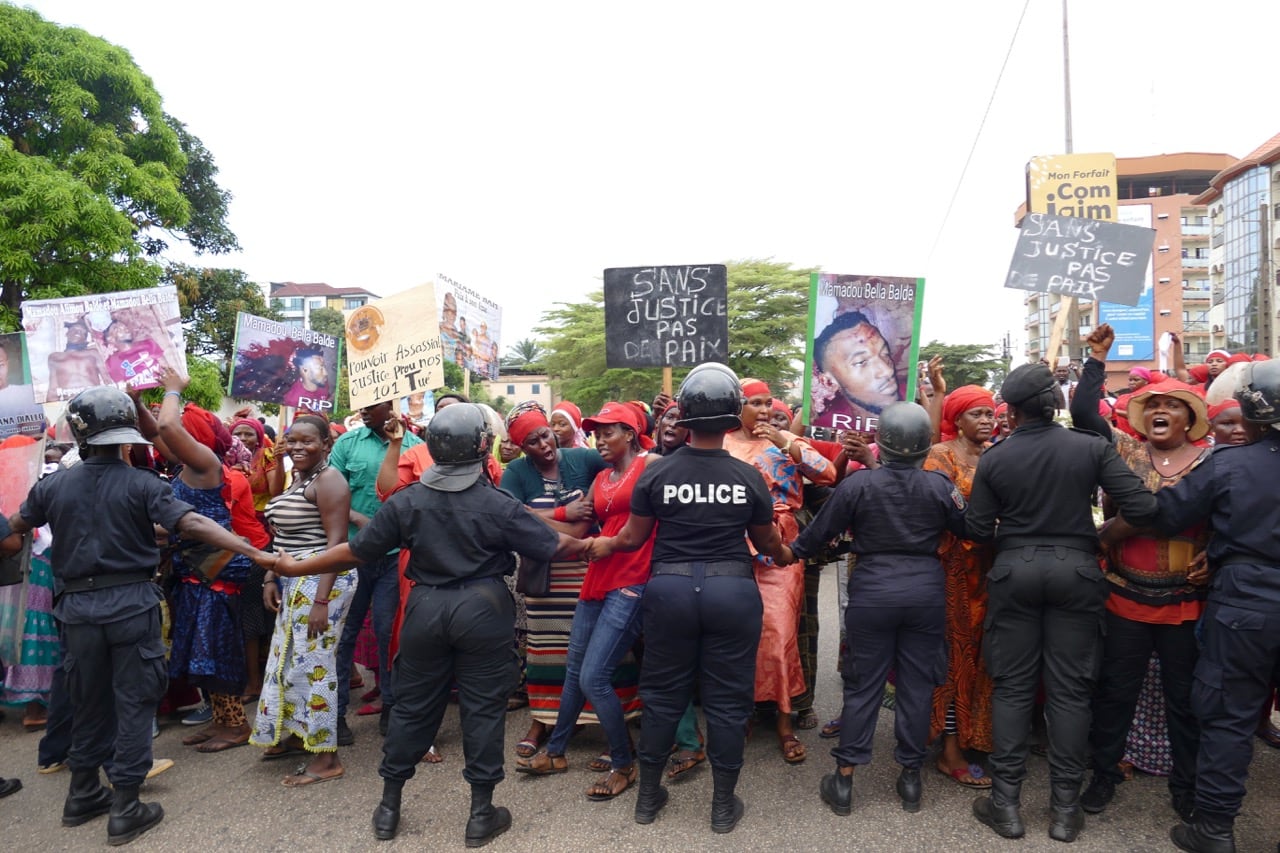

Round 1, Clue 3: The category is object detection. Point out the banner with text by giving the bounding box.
[1004,213,1155,308]
[228,312,341,412]
[436,273,503,382]
[345,284,443,409]
[1026,152,1118,222]
[603,264,728,368]
[21,286,186,403]
[0,333,45,439]
[1098,204,1156,361]
[803,273,924,434]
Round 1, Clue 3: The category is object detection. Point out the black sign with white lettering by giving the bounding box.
[1004,213,1155,307]
[603,264,729,368]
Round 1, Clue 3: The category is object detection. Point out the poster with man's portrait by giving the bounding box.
[0,333,45,439]
[228,312,341,413]
[803,273,925,434]
[21,286,186,404]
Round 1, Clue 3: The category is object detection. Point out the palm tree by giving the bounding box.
[502,338,545,369]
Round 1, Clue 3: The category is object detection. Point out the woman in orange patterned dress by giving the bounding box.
[923,385,996,788]
[724,379,835,764]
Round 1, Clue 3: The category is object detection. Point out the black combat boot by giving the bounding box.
[1171,815,1236,853]
[1080,774,1116,814]
[896,766,922,813]
[973,776,1025,839]
[710,768,744,834]
[633,761,668,825]
[464,783,511,848]
[105,784,163,846]
[1049,781,1085,843]
[371,779,403,841]
[819,767,853,816]
[62,767,113,827]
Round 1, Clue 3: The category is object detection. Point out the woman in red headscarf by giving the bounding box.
[550,401,589,449]
[724,379,835,764]
[923,384,996,787]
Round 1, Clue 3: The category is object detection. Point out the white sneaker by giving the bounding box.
[146,758,175,780]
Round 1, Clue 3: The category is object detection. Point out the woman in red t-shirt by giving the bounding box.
[517,401,655,801]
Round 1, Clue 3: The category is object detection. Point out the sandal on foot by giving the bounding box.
[261,740,307,762]
[356,702,383,717]
[196,733,250,753]
[666,749,706,780]
[420,745,443,764]
[935,761,991,789]
[282,766,345,787]
[780,734,806,764]
[513,727,548,759]
[819,718,842,739]
[361,687,382,704]
[586,765,637,801]
[586,753,612,773]
[795,709,819,730]
[514,751,567,776]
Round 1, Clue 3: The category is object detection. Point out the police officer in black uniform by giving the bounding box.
[963,363,1159,843]
[1109,360,1280,853]
[273,403,588,848]
[588,362,787,834]
[6,387,274,846]
[781,402,967,816]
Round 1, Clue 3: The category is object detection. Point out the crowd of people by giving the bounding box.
[1,325,1278,852]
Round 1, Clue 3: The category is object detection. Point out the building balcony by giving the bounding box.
[1180,224,1211,236]
[1182,289,1212,302]
[1183,320,1210,333]
[1181,257,1209,269]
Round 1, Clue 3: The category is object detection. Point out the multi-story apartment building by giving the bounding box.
[268,282,379,330]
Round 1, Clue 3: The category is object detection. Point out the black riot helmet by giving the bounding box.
[422,403,493,492]
[66,386,150,450]
[875,402,933,467]
[1236,360,1280,424]
[675,362,743,432]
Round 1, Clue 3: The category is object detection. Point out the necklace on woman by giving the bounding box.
[1148,445,1196,476]
[602,454,642,515]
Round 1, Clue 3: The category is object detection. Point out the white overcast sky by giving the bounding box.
[21,0,1280,356]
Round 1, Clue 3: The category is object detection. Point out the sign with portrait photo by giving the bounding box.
[345,283,443,409]
[0,333,45,440]
[228,312,341,413]
[21,285,186,403]
[437,273,503,382]
[803,273,925,434]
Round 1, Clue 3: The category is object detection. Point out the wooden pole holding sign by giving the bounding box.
[1045,297,1075,368]
[662,367,672,397]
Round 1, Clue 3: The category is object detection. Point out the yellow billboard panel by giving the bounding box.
[1026,153,1117,222]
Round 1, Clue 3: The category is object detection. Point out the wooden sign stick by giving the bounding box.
[1045,295,1075,365]
[662,366,673,397]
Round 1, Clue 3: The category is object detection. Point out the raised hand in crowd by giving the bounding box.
[840,430,879,470]
[1085,323,1115,361]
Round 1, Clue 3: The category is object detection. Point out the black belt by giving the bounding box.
[1217,555,1274,568]
[413,574,503,591]
[61,571,153,594]
[651,561,754,579]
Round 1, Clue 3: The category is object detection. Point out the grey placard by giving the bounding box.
[603,265,728,368]
[1004,213,1155,307]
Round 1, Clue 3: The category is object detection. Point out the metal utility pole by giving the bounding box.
[1063,0,1073,154]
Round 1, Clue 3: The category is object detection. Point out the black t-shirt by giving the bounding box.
[349,479,559,586]
[629,447,773,563]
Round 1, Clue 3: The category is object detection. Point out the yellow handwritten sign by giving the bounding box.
[345,283,443,409]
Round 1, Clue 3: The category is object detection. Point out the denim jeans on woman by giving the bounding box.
[545,584,645,768]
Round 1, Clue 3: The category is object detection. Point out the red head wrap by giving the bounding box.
[1207,399,1240,421]
[1206,349,1230,362]
[1188,364,1210,384]
[182,403,232,458]
[770,399,792,417]
[230,417,267,451]
[740,378,771,399]
[940,385,995,441]
[506,401,550,448]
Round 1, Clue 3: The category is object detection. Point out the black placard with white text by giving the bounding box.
[1004,213,1155,307]
[603,264,728,368]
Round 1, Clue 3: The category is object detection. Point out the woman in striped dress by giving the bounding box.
[252,415,357,786]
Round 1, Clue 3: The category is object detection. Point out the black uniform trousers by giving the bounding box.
[984,545,1108,800]
[833,604,945,769]
[1190,595,1280,822]
[636,572,763,772]
[63,605,166,787]
[1089,612,1199,802]
[380,578,517,787]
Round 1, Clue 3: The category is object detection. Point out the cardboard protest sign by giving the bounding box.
[21,286,185,402]
[1097,204,1156,360]
[228,312,341,413]
[437,273,503,381]
[345,284,443,409]
[603,265,728,368]
[1004,213,1155,308]
[0,333,45,439]
[803,273,924,434]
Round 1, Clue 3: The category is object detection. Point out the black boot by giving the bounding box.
[973,777,1025,839]
[371,779,403,841]
[820,768,852,816]
[1171,816,1236,853]
[1049,781,1085,843]
[106,784,163,846]
[710,768,744,834]
[62,768,113,827]
[633,761,668,825]
[1080,775,1116,814]
[896,767,922,813]
[464,784,511,848]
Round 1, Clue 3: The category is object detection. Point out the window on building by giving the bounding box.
[274,297,304,311]
[309,298,325,309]
[506,384,515,395]
[344,297,366,309]
[531,384,541,395]
[1179,216,1188,226]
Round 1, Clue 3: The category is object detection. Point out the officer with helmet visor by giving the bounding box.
[779,401,968,817]
[5,387,276,846]
[1106,359,1280,853]
[272,402,589,848]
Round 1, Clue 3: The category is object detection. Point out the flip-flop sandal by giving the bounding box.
[513,729,548,759]
[261,744,308,762]
[282,766,345,787]
[196,735,250,753]
[514,751,567,776]
[586,753,612,773]
[585,766,637,801]
[780,734,806,764]
[819,718,842,739]
[181,729,216,746]
[936,763,992,789]
[795,709,819,730]
[666,749,706,780]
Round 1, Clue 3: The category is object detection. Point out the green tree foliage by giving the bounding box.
[501,337,545,369]
[918,340,1006,391]
[0,5,236,329]
[139,353,224,412]
[170,265,279,369]
[537,260,818,411]
[307,307,345,338]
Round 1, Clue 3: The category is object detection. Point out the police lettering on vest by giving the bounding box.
[661,483,748,505]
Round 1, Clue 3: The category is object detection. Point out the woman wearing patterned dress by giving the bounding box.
[723,379,835,764]
[252,415,356,786]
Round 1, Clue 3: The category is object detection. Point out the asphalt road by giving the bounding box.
[3,562,1278,852]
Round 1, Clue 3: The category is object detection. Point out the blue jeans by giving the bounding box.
[335,552,401,718]
[546,585,645,768]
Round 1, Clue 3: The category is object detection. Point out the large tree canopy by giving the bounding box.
[918,340,1007,391]
[537,259,817,411]
[0,4,236,329]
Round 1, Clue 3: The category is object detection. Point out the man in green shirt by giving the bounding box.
[331,400,422,744]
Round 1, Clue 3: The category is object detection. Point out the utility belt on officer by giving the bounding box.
[61,571,153,594]
[1217,554,1274,568]
[996,535,1098,556]
[651,561,754,579]
[412,574,503,591]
